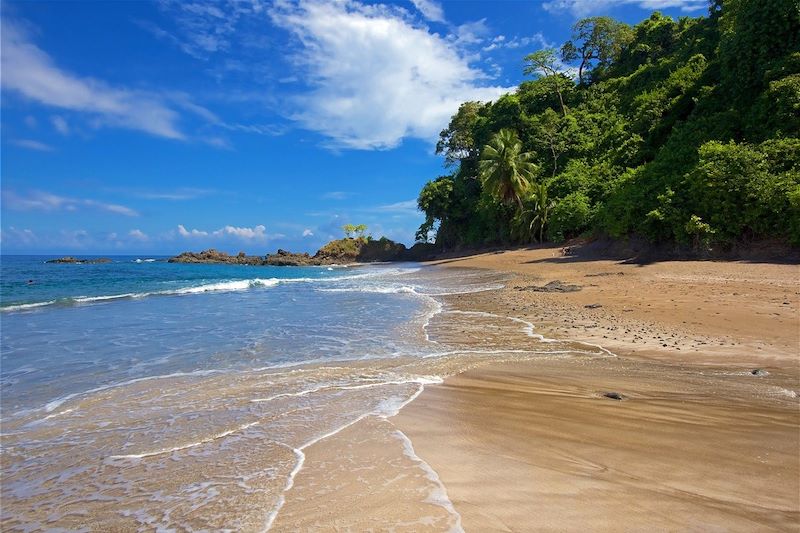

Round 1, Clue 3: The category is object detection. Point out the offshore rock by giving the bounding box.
[168,249,264,265]
[46,257,112,264]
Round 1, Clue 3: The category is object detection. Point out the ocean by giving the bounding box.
[0,255,610,530]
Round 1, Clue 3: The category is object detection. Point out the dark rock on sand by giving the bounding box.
[585,303,603,309]
[602,392,626,400]
[517,280,582,293]
[46,257,112,264]
[750,368,769,376]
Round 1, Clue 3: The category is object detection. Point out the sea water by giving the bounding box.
[0,256,608,531]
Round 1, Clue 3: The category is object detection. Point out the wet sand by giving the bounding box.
[395,246,800,531]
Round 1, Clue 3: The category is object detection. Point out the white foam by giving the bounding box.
[444,310,618,358]
[107,421,260,460]
[2,277,315,313]
[251,376,443,404]
[14,369,225,419]
[168,278,281,294]
[1,300,57,312]
[316,285,419,295]
[262,374,443,530]
[393,429,464,533]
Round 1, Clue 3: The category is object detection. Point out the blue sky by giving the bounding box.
[1,0,707,255]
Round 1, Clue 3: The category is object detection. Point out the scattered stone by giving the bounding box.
[517,280,581,293]
[750,368,769,376]
[602,392,626,401]
[585,272,624,277]
[584,303,603,309]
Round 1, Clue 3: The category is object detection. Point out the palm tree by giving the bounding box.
[513,182,554,243]
[528,182,553,243]
[478,129,538,211]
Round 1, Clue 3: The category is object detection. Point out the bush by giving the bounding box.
[547,192,594,242]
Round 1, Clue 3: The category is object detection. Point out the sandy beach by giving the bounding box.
[395,246,800,531]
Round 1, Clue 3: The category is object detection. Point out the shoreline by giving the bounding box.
[395,246,800,531]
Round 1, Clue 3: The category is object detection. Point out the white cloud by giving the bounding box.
[3,190,139,217]
[219,224,267,239]
[451,19,490,46]
[129,229,148,241]
[10,139,54,151]
[177,224,209,237]
[483,33,548,52]
[51,115,69,135]
[177,224,270,241]
[1,19,185,139]
[542,0,707,16]
[410,0,445,22]
[374,199,419,213]
[302,228,314,237]
[128,187,214,200]
[322,191,352,200]
[0,227,38,245]
[269,0,511,150]
[143,1,268,60]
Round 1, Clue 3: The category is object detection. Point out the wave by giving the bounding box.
[1,277,314,313]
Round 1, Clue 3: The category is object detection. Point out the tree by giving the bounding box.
[514,182,554,243]
[479,129,538,211]
[354,224,368,238]
[342,224,356,238]
[561,17,632,85]
[436,101,485,166]
[417,176,455,242]
[529,109,579,178]
[523,49,571,116]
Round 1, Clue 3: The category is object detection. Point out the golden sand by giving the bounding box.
[394,246,799,531]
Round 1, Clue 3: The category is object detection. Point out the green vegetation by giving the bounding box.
[342,224,368,239]
[417,0,800,251]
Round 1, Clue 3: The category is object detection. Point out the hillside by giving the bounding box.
[416,0,799,251]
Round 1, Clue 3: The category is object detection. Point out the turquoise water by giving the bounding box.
[1,256,439,414]
[1,255,582,530]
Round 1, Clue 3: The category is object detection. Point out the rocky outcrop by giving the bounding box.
[264,249,320,266]
[46,257,112,264]
[168,249,264,265]
[168,237,438,267]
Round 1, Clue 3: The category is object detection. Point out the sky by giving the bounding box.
[1,0,708,255]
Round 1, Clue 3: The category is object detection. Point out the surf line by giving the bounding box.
[443,309,620,358]
[262,378,444,531]
[107,421,260,460]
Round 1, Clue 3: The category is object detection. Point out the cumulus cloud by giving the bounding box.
[269,0,511,149]
[302,228,314,237]
[177,224,209,237]
[177,223,270,241]
[128,229,148,241]
[542,0,707,16]
[3,190,139,217]
[410,0,445,22]
[1,19,185,139]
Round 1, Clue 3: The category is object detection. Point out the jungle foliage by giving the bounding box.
[416,0,800,250]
